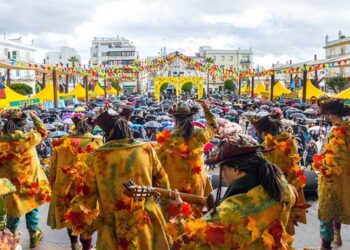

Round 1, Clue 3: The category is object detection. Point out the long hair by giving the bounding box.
[2,120,18,135]
[106,118,133,142]
[258,118,282,136]
[212,153,284,214]
[174,114,195,140]
[76,121,92,135]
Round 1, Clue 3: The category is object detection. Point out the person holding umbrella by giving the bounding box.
[47,114,103,250]
[0,110,50,248]
[167,136,296,249]
[155,100,217,203]
[251,115,309,236]
[313,97,350,250]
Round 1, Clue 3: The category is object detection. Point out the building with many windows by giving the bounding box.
[89,36,137,66]
[196,46,253,92]
[0,35,36,86]
[324,31,350,77]
[45,46,80,65]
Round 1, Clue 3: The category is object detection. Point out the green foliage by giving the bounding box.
[10,83,33,95]
[160,83,169,92]
[326,76,348,93]
[35,82,42,93]
[182,82,193,92]
[224,79,234,91]
[111,79,121,92]
[68,56,80,67]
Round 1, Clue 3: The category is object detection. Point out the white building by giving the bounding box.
[89,36,137,66]
[197,46,253,92]
[324,31,350,77]
[89,36,137,92]
[0,35,36,85]
[45,46,80,65]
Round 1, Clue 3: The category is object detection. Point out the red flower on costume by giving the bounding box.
[168,204,180,218]
[180,203,193,218]
[205,225,225,246]
[192,166,202,174]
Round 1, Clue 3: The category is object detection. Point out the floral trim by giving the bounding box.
[313,125,347,179]
[166,201,293,250]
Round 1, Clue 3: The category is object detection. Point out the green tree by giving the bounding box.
[326,76,348,93]
[10,83,33,95]
[68,56,80,87]
[160,83,169,92]
[35,81,42,93]
[111,79,122,92]
[182,82,193,92]
[224,79,234,91]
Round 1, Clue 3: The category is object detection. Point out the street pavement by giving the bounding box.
[17,199,350,250]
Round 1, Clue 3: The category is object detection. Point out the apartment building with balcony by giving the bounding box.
[89,36,137,66]
[196,46,253,92]
[324,31,350,77]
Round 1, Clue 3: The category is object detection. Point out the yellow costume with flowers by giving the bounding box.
[0,116,50,219]
[313,122,350,224]
[47,133,103,230]
[167,179,296,250]
[65,139,171,250]
[262,132,308,235]
[156,104,216,197]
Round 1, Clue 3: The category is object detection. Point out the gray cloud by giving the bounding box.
[0,0,348,67]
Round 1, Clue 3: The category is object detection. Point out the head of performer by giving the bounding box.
[94,106,134,142]
[71,114,94,135]
[1,110,27,135]
[206,135,283,212]
[251,115,283,141]
[318,95,350,125]
[168,101,200,140]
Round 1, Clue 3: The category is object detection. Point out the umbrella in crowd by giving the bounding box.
[290,113,306,119]
[143,121,163,129]
[49,131,68,138]
[63,118,74,125]
[242,111,257,118]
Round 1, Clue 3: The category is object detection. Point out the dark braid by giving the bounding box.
[106,118,133,141]
[223,153,284,202]
[76,121,92,135]
[175,114,195,140]
[2,120,17,135]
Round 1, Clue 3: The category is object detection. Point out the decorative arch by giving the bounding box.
[154,76,204,101]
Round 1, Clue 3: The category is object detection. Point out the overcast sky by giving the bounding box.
[0,0,348,67]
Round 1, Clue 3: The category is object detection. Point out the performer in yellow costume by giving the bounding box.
[313,97,350,250]
[47,114,103,250]
[0,110,50,248]
[167,136,296,250]
[251,115,308,235]
[156,100,217,198]
[65,109,172,250]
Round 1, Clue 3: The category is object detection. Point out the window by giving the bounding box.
[229,56,233,61]
[221,56,225,61]
[212,56,216,60]
[12,51,17,59]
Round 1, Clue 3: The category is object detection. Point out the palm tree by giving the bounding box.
[205,57,214,96]
[68,56,80,88]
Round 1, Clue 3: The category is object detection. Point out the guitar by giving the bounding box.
[123,179,210,206]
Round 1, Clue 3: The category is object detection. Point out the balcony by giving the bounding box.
[240,59,251,64]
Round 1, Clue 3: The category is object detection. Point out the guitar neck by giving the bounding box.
[152,187,207,205]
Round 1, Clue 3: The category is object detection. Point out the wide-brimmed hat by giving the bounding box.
[1,110,27,121]
[71,113,85,126]
[168,101,199,117]
[206,136,261,165]
[250,115,270,132]
[317,95,344,115]
[94,106,134,133]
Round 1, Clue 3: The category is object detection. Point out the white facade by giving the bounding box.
[89,36,137,66]
[197,46,253,92]
[324,31,350,77]
[0,36,36,85]
[45,46,80,65]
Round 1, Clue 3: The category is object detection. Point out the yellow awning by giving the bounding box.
[32,82,66,102]
[107,86,118,96]
[68,83,86,99]
[298,79,325,99]
[333,87,350,99]
[89,84,105,97]
[273,81,291,97]
[0,85,29,108]
[254,82,267,96]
